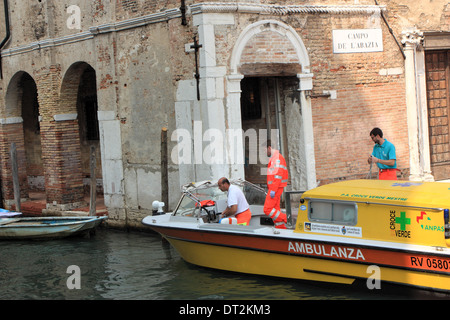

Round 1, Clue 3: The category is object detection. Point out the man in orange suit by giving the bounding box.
[263,140,288,229]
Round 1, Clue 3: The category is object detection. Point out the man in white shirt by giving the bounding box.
[217,177,252,226]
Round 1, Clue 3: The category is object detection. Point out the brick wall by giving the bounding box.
[217,11,409,184]
[240,30,300,65]
[115,0,180,20]
[312,82,409,184]
[40,119,84,205]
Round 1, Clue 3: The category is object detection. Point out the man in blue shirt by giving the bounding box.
[368,127,398,180]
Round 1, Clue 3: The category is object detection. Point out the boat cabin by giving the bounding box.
[167,179,450,248]
[296,180,450,248]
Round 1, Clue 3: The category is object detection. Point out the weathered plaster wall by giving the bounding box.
[0,0,449,228]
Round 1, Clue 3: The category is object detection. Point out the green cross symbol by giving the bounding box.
[395,212,410,231]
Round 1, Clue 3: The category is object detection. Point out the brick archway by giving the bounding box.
[63,62,102,194]
[60,62,94,115]
[230,20,311,75]
[0,71,37,206]
[39,62,97,210]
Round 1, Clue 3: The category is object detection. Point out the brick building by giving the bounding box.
[0,0,448,228]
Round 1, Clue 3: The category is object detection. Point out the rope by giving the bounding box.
[366,161,373,179]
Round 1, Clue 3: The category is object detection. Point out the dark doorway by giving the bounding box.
[76,66,102,194]
[240,76,293,184]
[21,73,43,191]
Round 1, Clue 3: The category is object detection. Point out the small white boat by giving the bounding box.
[0,216,107,240]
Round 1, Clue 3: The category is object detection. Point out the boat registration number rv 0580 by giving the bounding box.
[410,256,450,271]
[287,240,450,274]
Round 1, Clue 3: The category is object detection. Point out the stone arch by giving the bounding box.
[4,71,36,118]
[60,61,102,196]
[1,71,41,204]
[60,61,96,115]
[230,20,310,75]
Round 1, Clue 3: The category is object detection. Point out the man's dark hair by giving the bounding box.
[370,127,383,138]
[220,178,230,185]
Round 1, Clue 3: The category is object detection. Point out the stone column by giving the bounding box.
[297,73,317,189]
[226,73,245,180]
[402,29,434,181]
[193,13,237,181]
[97,110,125,221]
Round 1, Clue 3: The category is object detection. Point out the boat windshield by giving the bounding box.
[173,179,266,218]
[174,186,226,217]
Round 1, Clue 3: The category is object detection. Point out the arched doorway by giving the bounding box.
[20,73,44,192]
[75,65,102,195]
[2,71,41,206]
[59,62,103,207]
[228,20,316,190]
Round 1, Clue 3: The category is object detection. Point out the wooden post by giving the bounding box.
[89,145,97,216]
[10,142,20,212]
[161,127,168,211]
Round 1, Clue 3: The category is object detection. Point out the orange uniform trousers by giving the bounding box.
[263,188,287,229]
[220,208,252,226]
[379,168,398,180]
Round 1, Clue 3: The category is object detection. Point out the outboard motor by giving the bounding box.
[152,201,165,215]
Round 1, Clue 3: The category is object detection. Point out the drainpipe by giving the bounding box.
[0,0,10,79]
[180,0,187,26]
[374,0,405,60]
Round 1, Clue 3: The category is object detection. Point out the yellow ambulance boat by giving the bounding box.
[142,179,450,292]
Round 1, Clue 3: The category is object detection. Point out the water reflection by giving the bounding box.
[0,229,447,300]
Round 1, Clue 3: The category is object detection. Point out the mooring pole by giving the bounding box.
[10,142,20,212]
[89,145,97,216]
[161,127,168,211]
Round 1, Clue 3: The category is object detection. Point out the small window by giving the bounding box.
[240,77,262,120]
[308,200,357,225]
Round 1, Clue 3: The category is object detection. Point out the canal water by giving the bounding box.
[0,228,447,301]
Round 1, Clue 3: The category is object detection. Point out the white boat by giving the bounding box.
[0,216,107,240]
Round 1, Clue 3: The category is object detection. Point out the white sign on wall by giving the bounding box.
[332,29,383,53]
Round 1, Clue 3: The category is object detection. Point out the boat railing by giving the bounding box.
[178,180,308,228]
